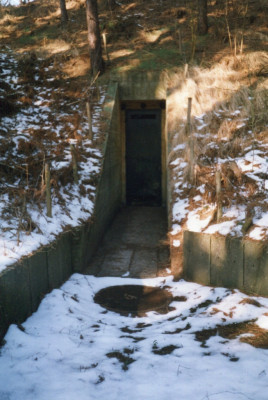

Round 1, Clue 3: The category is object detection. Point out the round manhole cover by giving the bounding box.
[94,285,174,316]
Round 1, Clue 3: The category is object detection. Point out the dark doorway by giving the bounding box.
[125,109,162,206]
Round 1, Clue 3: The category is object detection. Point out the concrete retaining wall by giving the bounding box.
[112,71,166,101]
[0,82,121,341]
[0,231,73,340]
[71,82,122,273]
[183,231,268,296]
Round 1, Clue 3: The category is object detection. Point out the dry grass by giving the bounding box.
[61,53,91,78]
[167,51,268,139]
[195,320,268,349]
[168,46,267,233]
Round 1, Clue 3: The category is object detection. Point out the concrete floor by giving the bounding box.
[84,207,171,278]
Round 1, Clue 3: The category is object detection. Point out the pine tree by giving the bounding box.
[197,0,208,35]
[86,0,105,75]
[59,0,68,24]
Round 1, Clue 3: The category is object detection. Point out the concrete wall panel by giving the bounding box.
[28,249,48,313]
[116,72,166,101]
[60,232,73,281]
[211,236,243,289]
[244,240,268,296]
[182,230,267,296]
[47,244,63,290]
[71,225,87,273]
[0,260,31,334]
[183,231,210,285]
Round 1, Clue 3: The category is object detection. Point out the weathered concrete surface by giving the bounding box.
[210,236,243,289]
[183,231,210,285]
[47,232,72,290]
[114,71,167,101]
[0,259,32,339]
[84,207,170,279]
[183,230,268,296]
[71,82,122,273]
[0,233,73,340]
[28,249,48,313]
[244,240,268,296]
[71,224,88,273]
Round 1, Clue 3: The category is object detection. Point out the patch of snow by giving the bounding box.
[231,110,241,116]
[249,227,266,240]
[172,198,189,223]
[170,158,181,166]
[0,275,268,400]
[257,315,268,330]
[170,224,181,236]
[187,209,213,232]
[236,151,265,174]
[254,213,268,228]
[205,220,236,235]
[197,184,206,194]
[2,0,34,7]
[195,113,206,120]
[173,143,186,151]
[224,206,246,220]
[193,195,202,202]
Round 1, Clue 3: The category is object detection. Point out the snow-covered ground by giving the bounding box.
[0,48,104,273]
[0,4,268,400]
[1,274,268,400]
[170,108,268,246]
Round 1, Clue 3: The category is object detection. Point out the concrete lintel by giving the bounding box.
[115,71,167,101]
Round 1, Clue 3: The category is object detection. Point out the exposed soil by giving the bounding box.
[119,335,146,343]
[195,320,268,349]
[106,349,136,371]
[152,344,181,355]
[163,322,191,335]
[94,284,174,316]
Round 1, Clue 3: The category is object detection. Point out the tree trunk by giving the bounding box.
[86,0,105,75]
[108,0,116,10]
[59,0,68,24]
[197,0,208,35]
[99,0,117,11]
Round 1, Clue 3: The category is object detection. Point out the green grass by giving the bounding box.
[130,47,184,71]
[17,24,61,46]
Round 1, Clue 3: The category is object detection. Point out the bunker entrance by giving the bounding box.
[125,108,162,206]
